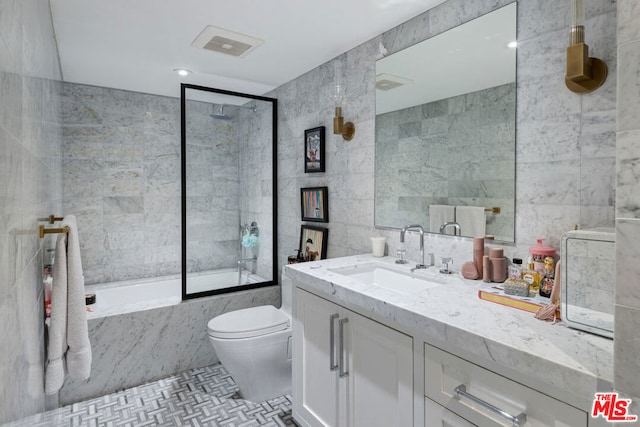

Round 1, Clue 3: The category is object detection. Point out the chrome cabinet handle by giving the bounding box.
[329,314,339,371]
[454,384,527,427]
[338,318,349,377]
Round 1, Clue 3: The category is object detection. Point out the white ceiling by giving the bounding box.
[49,0,448,100]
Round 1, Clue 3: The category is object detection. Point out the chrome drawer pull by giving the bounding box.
[338,318,349,377]
[329,314,339,371]
[454,384,527,427]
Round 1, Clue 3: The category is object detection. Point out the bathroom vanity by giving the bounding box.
[284,255,614,427]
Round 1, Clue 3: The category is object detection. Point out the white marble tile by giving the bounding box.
[616,41,640,132]
[616,130,640,218]
[616,219,640,309]
[618,0,640,45]
[614,305,640,399]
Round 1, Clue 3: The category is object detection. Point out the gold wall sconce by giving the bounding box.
[333,106,355,141]
[333,62,355,141]
[565,0,607,93]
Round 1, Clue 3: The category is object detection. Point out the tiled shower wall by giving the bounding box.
[271,0,616,275]
[0,0,63,423]
[238,102,275,280]
[375,83,516,241]
[62,84,182,285]
[63,85,275,284]
[184,100,240,274]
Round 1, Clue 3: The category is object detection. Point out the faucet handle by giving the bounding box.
[395,249,409,264]
[439,257,453,274]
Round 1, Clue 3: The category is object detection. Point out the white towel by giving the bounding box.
[455,206,486,238]
[429,205,456,234]
[45,215,91,395]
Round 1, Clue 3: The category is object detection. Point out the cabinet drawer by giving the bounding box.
[425,398,476,427]
[424,344,587,426]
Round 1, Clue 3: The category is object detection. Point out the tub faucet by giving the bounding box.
[238,256,257,284]
[440,221,461,236]
[400,224,428,271]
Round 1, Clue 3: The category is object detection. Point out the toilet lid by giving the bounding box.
[207,305,290,339]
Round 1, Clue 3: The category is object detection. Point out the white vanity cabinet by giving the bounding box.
[292,287,413,427]
[424,344,588,426]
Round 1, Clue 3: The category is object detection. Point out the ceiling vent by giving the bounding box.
[376,73,413,91]
[191,26,264,58]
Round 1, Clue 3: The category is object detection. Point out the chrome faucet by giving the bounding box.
[400,224,428,270]
[440,221,461,235]
[237,256,257,284]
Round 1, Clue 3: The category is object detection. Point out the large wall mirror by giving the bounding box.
[374,3,517,242]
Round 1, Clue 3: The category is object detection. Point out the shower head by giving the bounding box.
[210,104,232,120]
[210,103,257,120]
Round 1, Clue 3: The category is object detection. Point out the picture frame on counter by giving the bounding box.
[299,225,328,261]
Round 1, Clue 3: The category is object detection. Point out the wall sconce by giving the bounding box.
[333,62,355,141]
[565,0,607,93]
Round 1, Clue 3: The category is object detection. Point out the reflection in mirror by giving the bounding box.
[375,3,517,242]
[181,85,277,299]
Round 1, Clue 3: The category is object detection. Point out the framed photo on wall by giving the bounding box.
[304,126,325,173]
[299,225,328,261]
[301,186,328,222]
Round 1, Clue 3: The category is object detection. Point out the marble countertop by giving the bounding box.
[284,254,614,410]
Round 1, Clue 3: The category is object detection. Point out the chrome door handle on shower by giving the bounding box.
[454,384,527,426]
[329,313,339,371]
[338,318,349,377]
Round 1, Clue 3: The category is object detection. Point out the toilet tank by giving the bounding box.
[281,272,292,316]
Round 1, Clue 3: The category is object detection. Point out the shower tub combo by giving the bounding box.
[58,269,279,405]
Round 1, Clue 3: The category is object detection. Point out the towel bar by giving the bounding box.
[485,207,501,214]
[38,215,64,224]
[39,225,69,239]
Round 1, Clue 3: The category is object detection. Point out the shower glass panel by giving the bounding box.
[181,84,277,299]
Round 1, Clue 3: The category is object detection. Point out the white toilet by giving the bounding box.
[207,274,292,402]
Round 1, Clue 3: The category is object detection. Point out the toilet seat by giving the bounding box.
[207,305,290,339]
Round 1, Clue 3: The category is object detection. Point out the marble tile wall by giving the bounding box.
[184,99,240,274]
[375,83,516,241]
[0,0,63,423]
[62,84,182,285]
[238,101,275,281]
[614,0,640,402]
[64,86,275,285]
[271,0,617,275]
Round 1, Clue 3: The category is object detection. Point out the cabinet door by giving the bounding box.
[347,310,413,427]
[293,288,342,427]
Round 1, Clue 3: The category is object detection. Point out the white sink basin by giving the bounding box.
[330,263,443,295]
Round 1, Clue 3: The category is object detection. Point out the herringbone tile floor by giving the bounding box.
[7,364,297,427]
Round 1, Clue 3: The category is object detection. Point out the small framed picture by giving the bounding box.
[304,126,325,173]
[301,186,329,222]
[300,225,328,261]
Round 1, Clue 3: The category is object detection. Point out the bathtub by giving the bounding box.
[60,269,280,405]
[85,268,266,319]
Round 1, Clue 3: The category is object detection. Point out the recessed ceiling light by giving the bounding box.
[508,41,518,48]
[174,69,192,76]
